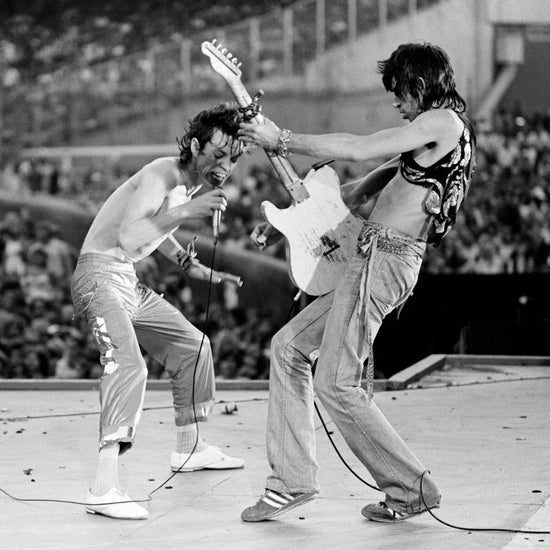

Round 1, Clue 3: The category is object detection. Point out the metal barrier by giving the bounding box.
[1,0,441,148]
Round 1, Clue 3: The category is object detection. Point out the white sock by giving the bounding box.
[176,423,207,453]
[92,443,120,496]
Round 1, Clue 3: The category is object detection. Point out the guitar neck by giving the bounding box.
[228,83,307,202]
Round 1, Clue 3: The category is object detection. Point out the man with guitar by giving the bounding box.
[238,43,476,522]
[71,103,245,520]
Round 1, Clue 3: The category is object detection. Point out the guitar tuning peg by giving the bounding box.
[227,53,233,60]
[212,38,217,45]
[232,57,239,65]
[237,62,242,69]
[221,48,228,55]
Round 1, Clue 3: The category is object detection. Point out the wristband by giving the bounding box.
[177,237,197,272]
[277,129,293,158]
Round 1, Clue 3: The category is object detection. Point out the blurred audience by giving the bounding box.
[0,206,278,381]
[0,2,296,86]
[1,107,550,379]
[422,108,550,273]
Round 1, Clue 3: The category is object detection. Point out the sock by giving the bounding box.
[176,423,207,454]
[92,443,120,496]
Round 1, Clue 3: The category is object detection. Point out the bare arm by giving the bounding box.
[118,164,226,258]
[340,156,400,208]
[156,235,183,264]
[158,235,242,286]
[239,110,459,163]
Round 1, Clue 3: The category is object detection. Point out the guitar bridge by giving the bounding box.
[322,243,341,256]
[312,234,341,257]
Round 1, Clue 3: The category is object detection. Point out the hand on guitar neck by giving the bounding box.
[238,117,282,154]
[202,38,364,295]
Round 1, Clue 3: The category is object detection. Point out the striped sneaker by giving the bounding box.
[241,489,316,522]
[361,501,438,523]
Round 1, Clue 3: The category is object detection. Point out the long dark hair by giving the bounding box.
[377,43,466,113]
[176,102,242,165]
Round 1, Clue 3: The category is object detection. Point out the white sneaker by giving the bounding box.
[170,445,245,472]
[86,488,149,520]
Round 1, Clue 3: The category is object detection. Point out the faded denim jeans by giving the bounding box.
[71,253,214,451]
[265,222,441,513]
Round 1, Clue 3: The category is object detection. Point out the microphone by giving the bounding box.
[211,182,225,239]
[213,209,221,239]
[212,270,243,287]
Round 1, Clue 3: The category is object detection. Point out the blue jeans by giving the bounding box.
[265,222,441,513]
[71,253,215,451]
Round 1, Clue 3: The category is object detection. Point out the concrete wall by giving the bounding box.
[485,0,550,24]
[500,37,550,114]
[64,0,550,153]
[305,0,494,110]
[304,0,550,113]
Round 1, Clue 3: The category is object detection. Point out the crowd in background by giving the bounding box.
[0,205,279,381]
[2,108,550,271]
[0,108,549,380]
[422,108,550,273]
[0,1,295,87]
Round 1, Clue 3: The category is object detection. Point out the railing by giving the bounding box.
[1,0,441,149]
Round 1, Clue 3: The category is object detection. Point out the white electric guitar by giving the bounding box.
[201,39,363,296]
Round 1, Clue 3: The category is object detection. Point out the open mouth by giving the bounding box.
[210,172,225,185]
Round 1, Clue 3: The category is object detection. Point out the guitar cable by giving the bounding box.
[0,235,221,510]
[285,298,550,535]
[3,240,550,536]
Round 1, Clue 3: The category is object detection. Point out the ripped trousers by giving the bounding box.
[71,253,214,451]
[265,222,441,514]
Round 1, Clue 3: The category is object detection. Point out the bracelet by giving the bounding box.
[176,238,197,272]
[277,129,293,158]
[176,249,194,272]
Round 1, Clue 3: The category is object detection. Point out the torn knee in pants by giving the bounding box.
[92,316,120,375]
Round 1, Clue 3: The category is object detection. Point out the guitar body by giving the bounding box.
[261,165,364,296]
[201,40,364,295]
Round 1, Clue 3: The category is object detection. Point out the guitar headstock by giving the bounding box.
[201,39,242,85]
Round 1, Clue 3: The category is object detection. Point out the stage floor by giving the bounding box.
[1,356,550,550]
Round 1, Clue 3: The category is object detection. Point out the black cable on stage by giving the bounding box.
[313,401,381,493]
[287,293,550,535]
[0,397,267,423]
[419,471,550,534]
[285,295,381,494]
[4,248,550,535]
[148,236,220,497]
[0,235,221,508]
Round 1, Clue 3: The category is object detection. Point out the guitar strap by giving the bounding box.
[357,223,426,399]
[358,229,379,400]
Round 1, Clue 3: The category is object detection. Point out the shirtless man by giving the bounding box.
[71,103,245,520]
[237,43,476,522]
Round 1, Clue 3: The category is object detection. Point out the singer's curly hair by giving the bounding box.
[176,102,243,166]
[377,42,466,113]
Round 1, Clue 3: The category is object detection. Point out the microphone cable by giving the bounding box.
[287,295,550,535]
[0,235,221,509]
[283,296,381,495]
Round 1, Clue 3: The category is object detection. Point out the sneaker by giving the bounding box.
[170,445,244,472]
[361,501,437,523]
[85,488,148,520]
[241,489,316,522]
